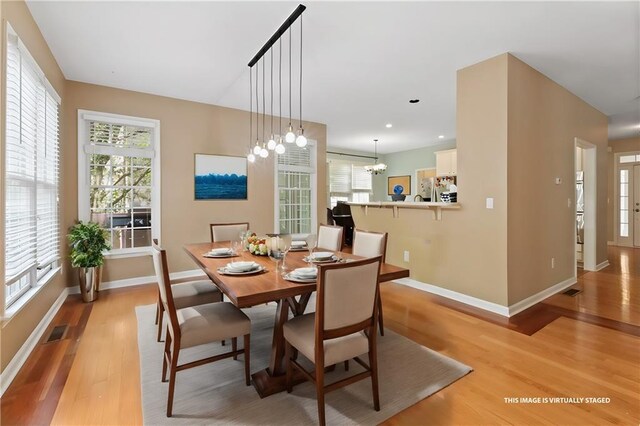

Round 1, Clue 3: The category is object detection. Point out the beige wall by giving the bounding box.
[607,137,640,242]
[353,54,511,306]
[0,0,67,372]
[64,81,327,282]
[354,53,608,309]
[506,54,608,304]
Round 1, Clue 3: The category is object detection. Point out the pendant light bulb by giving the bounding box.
[253,142,261,155]
[267,136,277,150]
[247,152,256,163]
[295,128,307,147]
[275,141,286,154]
[285,124,296,143]
[260,144,269,158]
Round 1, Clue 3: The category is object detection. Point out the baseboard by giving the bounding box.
[98,269,204,291]
[507,276,577,317]
[0,287,70,397]
[607,241,615,246]
[392,278,510,317]
[595,260,610,271]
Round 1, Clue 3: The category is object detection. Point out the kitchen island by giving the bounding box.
[349,201,460,221]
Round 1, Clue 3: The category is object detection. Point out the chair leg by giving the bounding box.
[315,362,326,426]
[377,293,385,336]
[285,342,293,393]
[166,340,179,417]
[344,360,349,371]
[157,303,165,342]
[232,337,238,361]
[162,330,172,382]
[154,298,160,325]
[368,339,380,411]
[244,334,251,386]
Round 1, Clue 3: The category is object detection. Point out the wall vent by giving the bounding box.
[44,325,68,343]
[562,288,582,297]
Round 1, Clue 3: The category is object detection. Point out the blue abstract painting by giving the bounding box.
[194,154,247,200]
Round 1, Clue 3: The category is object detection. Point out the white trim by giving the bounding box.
[392,276,578,318]
[95,269,205,291]
[392,278,510,317]
[613,151,640,247]
[0,287,69,396]
[575,139,597,271]
[595,260,610,271]
[3,267,62,320]
[507,276,577,316]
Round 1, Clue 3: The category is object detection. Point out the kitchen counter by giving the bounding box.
[348,201,460,220]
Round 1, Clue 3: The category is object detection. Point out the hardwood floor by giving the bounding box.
[1,247,638,425]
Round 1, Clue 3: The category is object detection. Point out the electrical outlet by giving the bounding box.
[403,251,410,262]
[551,257,555,269]
[486,198,494,209]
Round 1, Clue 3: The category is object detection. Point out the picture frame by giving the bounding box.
[194,153,247,200]
[387,175,411,195]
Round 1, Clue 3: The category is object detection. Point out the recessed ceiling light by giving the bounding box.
[409,99,420,104]
[438,135,445,139]
[385,123,392,128]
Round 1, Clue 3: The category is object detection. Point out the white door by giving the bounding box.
[618,165,634,246]
[634,165,640,247]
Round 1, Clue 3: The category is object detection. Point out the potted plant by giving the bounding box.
[68,221,111,302]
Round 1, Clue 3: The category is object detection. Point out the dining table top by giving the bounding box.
[183,242,410,308]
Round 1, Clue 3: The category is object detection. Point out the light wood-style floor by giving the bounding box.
[3,247,639,425]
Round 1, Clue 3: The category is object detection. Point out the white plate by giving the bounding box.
[284,273,316,283]
[218,265,265,276]
[303,255,338,264]
[311,251,334,260]
[210,248,233,255]
[226,261,259,272]
[291,267,317,279]
[203,251,236,258]
[291,241,307,247]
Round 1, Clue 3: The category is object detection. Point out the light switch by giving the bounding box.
[486,198,494,209]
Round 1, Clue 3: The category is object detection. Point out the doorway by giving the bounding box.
[615,152,640,247]
[575,139,597,271]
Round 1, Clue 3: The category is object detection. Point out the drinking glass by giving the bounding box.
[267,236,286,274]
[305,234,317,266]
[239,230,250,252]
[279,234,292,273]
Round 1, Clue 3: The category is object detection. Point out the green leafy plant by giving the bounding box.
[67,221,111,268]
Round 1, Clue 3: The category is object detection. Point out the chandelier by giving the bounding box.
[364,139,387,174]
[247,4,306,163]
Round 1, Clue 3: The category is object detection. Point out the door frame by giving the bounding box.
[613,150,640,247]
[575,138,597,271]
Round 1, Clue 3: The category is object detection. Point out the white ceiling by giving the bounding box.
[27,1,640,153]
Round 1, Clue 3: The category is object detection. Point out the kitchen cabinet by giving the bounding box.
[435,149,457,176]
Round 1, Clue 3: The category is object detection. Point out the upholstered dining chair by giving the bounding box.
[284,256,383,426]
[352,229,388,336]
[152,240,222,342]
[210,222,250,243]
[151,243,252,417]
[317,224,344,252]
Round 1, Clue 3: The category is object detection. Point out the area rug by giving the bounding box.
[136,302,472,425]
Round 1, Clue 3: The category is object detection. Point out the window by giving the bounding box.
[276,142,316,235]
[4,26,61,307]
[620,169,629,237]
[78,111,160,255]
[619,155,640,164]
[328,158,373,208]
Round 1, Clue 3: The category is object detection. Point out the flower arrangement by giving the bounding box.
[247,233,268,256]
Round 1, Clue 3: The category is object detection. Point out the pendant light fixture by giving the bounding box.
[247,5,306,160]
[364,139,387,175]
[247,67,255,162]
[295,14,307,148]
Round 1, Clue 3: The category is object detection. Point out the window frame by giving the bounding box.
[77,110,161,257]
[273,140,317,238]
[4,24,62,310]
[327,157,373,208]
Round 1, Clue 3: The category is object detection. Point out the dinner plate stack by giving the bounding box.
[225,261,260,273]
[310,251,334,261]
[205,247,234,257]
[289,240,307,251]
[286,267,318,282]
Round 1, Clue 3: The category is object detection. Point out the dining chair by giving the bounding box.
[152,240,222,342]
[352,229,388,336]
[210,222,250,242]
[317,224,343,252]
[284,256,382,426]
[151,243,252,417]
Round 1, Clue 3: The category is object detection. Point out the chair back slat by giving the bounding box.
[151,242,180,338]
[317,224,343,252]
[210,222,249,242]
[316,257,381,333]
[352,230,388,262]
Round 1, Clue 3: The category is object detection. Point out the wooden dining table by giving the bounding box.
[183,241,410,398]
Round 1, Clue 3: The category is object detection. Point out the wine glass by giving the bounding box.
[239,230,250,252]
[305,234,317,266]
[267,236,286,274]
[279,234,292,274]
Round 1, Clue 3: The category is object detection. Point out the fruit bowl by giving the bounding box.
[247,233,268,256]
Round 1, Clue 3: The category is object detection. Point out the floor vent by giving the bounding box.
[562,288,582,297]
[45,325,68,343]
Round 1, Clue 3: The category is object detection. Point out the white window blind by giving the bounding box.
[328,157,372,208]
[5,26,61,306]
